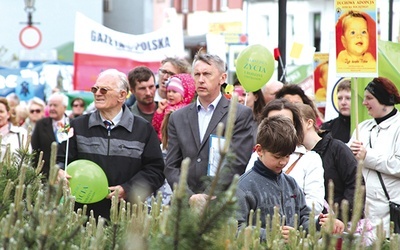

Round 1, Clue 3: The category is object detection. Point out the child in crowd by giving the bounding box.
[246,99,325,215]
[152,73,195,142]
[236,116,344,241]
[298,103,358,221]
[337,11,376,67]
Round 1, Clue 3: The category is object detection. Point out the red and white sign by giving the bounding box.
[73,12,185,91]
[19,26,42,49]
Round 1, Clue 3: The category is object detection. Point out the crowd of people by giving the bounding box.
[3,51,400,243]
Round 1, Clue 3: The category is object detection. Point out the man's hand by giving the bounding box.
[57,169,71,186]
[281,226,295,242]
[107,185,126,200]
[189,194,216,214]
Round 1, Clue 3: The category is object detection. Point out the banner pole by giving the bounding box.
[354,77,359,140]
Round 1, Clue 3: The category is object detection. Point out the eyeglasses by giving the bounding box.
[73,104,84,108]
[159,68,176,77]
[91,86,111,95]
[30,109,42,114]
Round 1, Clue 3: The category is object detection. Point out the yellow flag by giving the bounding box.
[290,42,304,59]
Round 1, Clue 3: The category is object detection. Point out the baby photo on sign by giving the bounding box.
[335,1,378,77]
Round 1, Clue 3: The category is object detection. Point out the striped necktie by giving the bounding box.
[104,120,113,132]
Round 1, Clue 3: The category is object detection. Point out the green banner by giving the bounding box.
[351,40,400,132]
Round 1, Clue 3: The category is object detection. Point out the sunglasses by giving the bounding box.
[159,68,176,77]
[30,109,42,114]
[91,86,111,95]
[73,104,84,108]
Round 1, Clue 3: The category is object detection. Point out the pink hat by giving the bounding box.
[167,77,185,96]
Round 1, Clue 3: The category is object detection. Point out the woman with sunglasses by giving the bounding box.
[23,97,46,131]
[69,97,86,120]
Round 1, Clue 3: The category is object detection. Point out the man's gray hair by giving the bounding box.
[48,92,69,107]
[192,51,226,74]
[98,69,129,93]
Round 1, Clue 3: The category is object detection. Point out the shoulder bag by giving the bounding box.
[377,171,400,234]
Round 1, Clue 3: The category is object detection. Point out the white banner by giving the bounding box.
[73,12,185,90]
[74,12,185,61]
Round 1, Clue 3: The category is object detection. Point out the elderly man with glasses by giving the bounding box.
[57,69,165,220]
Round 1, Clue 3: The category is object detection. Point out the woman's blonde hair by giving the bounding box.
[161,112,172,150]
[297,103,319,132]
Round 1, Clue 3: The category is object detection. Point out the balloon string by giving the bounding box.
[278,55,286,82]
[64,138,69,177]
[244,92,248,106]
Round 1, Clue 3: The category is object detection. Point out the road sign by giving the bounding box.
[19,25,42,49]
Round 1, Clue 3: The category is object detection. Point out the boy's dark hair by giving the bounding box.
[259,98,304,145]
[257,116,297,157]
[127,66,155,90]
[337,79,351,93]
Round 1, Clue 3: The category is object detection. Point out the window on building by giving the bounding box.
[212,0,217,12]
[220,0,228,11]
[288,14,295,36]
[182,0,189,13]
[313,12,321,52]
[264,15,270,36]
[104,0,112,12]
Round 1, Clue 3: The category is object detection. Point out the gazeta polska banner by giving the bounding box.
[73,12,185,91]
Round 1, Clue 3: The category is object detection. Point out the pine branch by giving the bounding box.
[198,175,238,236]
[173,158,190,250]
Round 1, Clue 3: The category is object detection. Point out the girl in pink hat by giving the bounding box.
[152,73,196,143]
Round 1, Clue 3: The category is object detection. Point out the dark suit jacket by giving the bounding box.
[31,117,57,176]
[165,95,254,194]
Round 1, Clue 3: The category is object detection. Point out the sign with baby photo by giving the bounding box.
[334,0,378,77]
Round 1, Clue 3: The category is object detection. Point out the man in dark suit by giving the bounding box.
[165,52,254,205]
[31,92,69,176]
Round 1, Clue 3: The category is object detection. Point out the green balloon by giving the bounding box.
[236,44,275,92]
[67,159,109,204]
